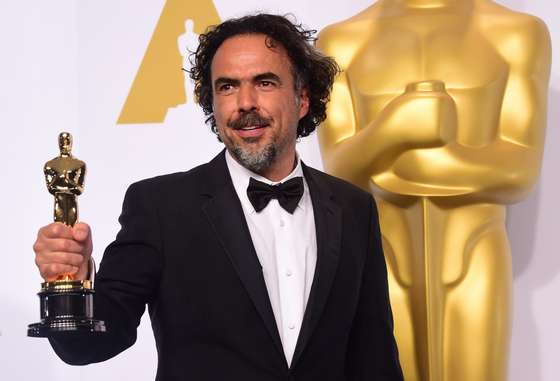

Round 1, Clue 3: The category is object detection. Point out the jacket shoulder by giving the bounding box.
[125,160,215,196]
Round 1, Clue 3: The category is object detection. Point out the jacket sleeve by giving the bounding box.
[49,181,164,365]
[345,196,404,380]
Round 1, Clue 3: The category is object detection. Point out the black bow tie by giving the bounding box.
[246,177,304,214]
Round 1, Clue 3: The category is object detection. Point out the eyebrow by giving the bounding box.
[213,72,283,90]
[253,72,282,84]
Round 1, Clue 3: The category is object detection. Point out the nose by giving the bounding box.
[237,84,258,112]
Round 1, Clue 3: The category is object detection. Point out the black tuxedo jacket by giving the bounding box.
[50,151,403,381]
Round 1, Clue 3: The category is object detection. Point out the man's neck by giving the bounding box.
[260,155,298,182]
[227,149,298,183]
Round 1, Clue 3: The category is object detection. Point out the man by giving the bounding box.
[33,14,403,381]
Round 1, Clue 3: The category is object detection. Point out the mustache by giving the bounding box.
[228,111,272,130]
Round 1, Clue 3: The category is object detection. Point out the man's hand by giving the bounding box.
[33,222,93,282]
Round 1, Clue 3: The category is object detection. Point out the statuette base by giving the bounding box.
[27,280,106,337]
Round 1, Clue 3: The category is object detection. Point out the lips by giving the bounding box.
[240,125,265,130]
[236,124,268,138]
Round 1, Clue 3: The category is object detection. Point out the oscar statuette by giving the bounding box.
[28,132,106,337]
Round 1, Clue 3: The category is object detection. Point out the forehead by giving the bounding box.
[211,34,292,79]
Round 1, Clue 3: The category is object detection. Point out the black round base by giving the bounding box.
[28,318,106,337]
[28,279,106,338]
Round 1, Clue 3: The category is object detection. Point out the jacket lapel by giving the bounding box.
[200,151,285,359]
[291,163,342,368]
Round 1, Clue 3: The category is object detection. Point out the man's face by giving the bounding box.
[211,34,309,178]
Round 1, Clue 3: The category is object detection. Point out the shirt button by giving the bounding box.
[279,219,285,227]
[286,269,292,277]
[288,324,295,330]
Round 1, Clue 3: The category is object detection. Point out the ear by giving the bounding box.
[298,87,310,119]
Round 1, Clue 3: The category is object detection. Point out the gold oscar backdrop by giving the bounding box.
[317,1,551,381]
[117,0,221,124]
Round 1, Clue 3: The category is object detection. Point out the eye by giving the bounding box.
[218,83,233,92]
[259,80,276,88]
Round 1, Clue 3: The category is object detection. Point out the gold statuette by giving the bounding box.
[318,1,551,380]
[44,132,86,281]
[28,132,106,337]
[44,132,85,228]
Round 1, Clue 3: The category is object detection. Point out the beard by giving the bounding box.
[230,141,277,175]
[221,111,285,175]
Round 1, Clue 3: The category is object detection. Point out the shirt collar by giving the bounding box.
[225,149,307,214]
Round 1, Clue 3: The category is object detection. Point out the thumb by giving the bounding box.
[72,222,91,243]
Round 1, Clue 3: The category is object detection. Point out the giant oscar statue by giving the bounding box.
[317,1,551,380]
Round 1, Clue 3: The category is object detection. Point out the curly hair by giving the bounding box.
[188,14,340,139]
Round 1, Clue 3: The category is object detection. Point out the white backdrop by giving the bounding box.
[1,1,557,380]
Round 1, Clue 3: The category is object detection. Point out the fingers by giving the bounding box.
[35,251,86,267]
[38,263,80,282]
[34,236,84,254]
[39,222,74,240]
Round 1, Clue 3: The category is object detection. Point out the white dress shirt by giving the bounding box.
[225,151,317,366]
